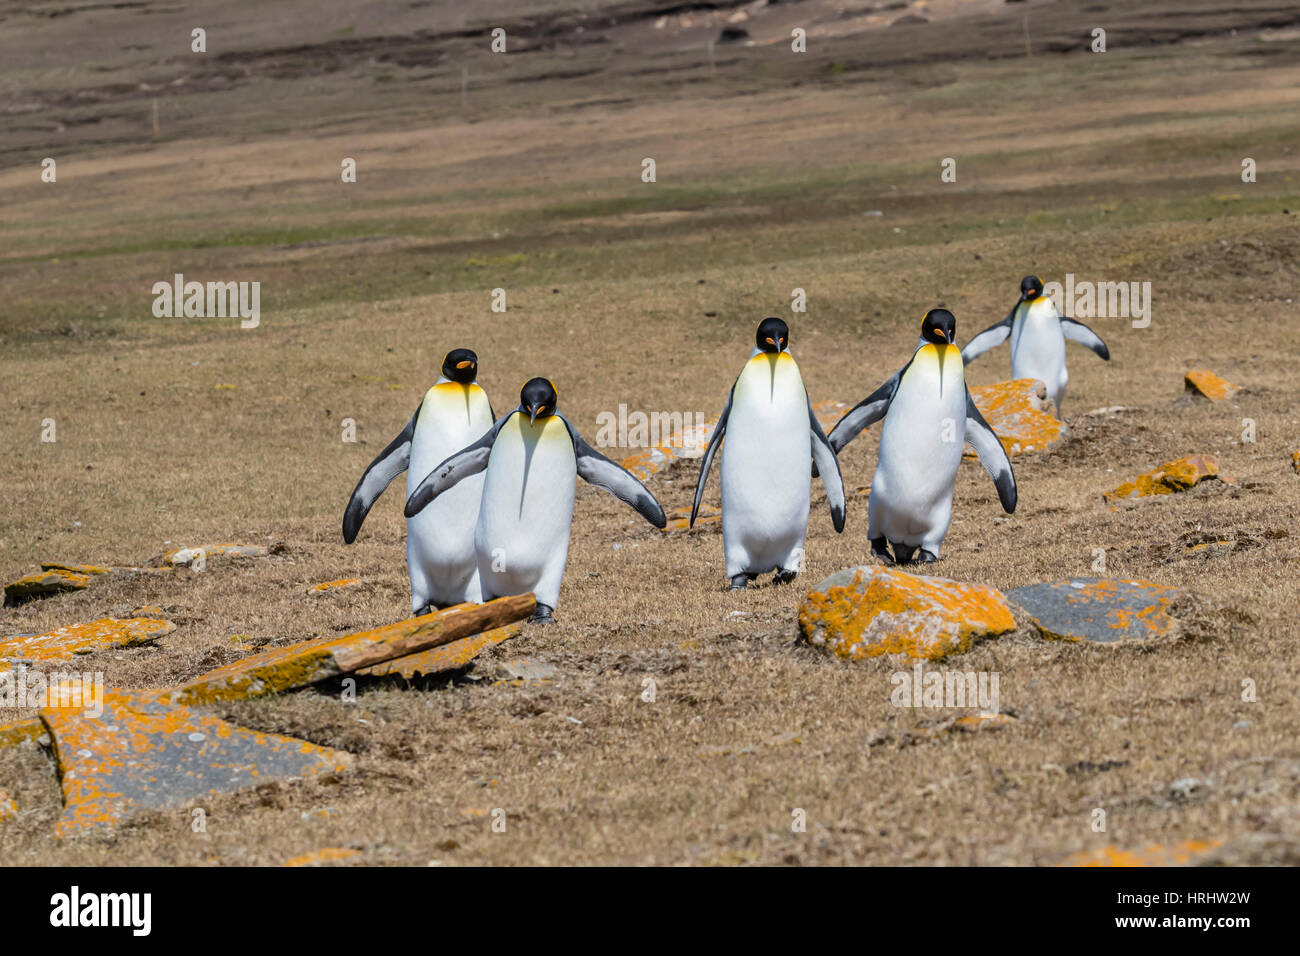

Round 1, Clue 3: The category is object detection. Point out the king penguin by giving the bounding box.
[961,274,1110,416]
[405,377,667,623]
[828,309,1016,564]
[342,348,494,614]
[691,317,846,591]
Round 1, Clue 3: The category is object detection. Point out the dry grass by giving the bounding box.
[1,0,1299,865]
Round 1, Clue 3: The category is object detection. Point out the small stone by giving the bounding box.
[1104,454,1224,501]
[0,789,17,821]
[798,566,1016,661]
[0,617,174,666]
[1184,369,1239,401]
[308,578,360,594]
[1170,777,1203,800]
[151,543,270,567]
[1009,578,1181,644]
[493,658,558,682]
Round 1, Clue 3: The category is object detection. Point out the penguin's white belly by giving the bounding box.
[870,344,966,552]
[1010,307,1068,402]
[475,415,575,609]
[720,352,811,576]
[405,384,493,609]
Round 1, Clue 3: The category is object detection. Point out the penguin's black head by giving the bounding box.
[921,309,956,345]
[1020,275,1044,301]
[442,348,478,384]
[520,377,558,425]
[756,317,788,354]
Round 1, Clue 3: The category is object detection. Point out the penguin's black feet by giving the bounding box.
[893,543,918,565]
[530,604,555,625]
[870,537,895,565]
[916,549,938,564]
[728,574,749,591]
[774,568,798,585]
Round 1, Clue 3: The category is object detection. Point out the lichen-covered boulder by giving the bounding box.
[798,566,1016,661]
[1184,369,1239,401]
[1104,454,1223,501]
[3,568,91,606]
[968,378,1067,455]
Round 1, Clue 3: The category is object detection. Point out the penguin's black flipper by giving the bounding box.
[342,402,421,543]
[1060,317,1110,360]
[964,388,1017,514]
[959,305,1016,364]
[403,414,507,518]
[561,415,667,528]
[827,368,902,454]
[807,397,846,533]
[690,383,734,528]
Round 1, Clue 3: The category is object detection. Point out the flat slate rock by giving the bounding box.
[0,617,174,668]
[1009,578,1182,643]
[799,566,1016,661]
[42,685,351,837]
[358,624,521,679]
[4,569,92,606]
[176,594,534,705]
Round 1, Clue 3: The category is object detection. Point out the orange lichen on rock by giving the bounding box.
[661,504,720,532]
[151,543,270,567]
[1292,450,1300,474]
[1059,839,1224,867]
[42,684,351,837]
[620,414,716,482]
[359,624,521,679]
[308,578,360,593]
[1184,369,1239,401]
[176,594,534,704]
[1104,454,1223,501]
[0,617,174,666]
[40,562,113,575]
[4,568,91,606]
[0,718,45,748]
[283,847,361,867]
[1010,578,1181,643]
[0,789,16,821]
[799,567,1016,661]
[811,399,850,434]
[967,379,1067,456]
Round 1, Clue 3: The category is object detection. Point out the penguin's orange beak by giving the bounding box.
[456,360,474,369]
